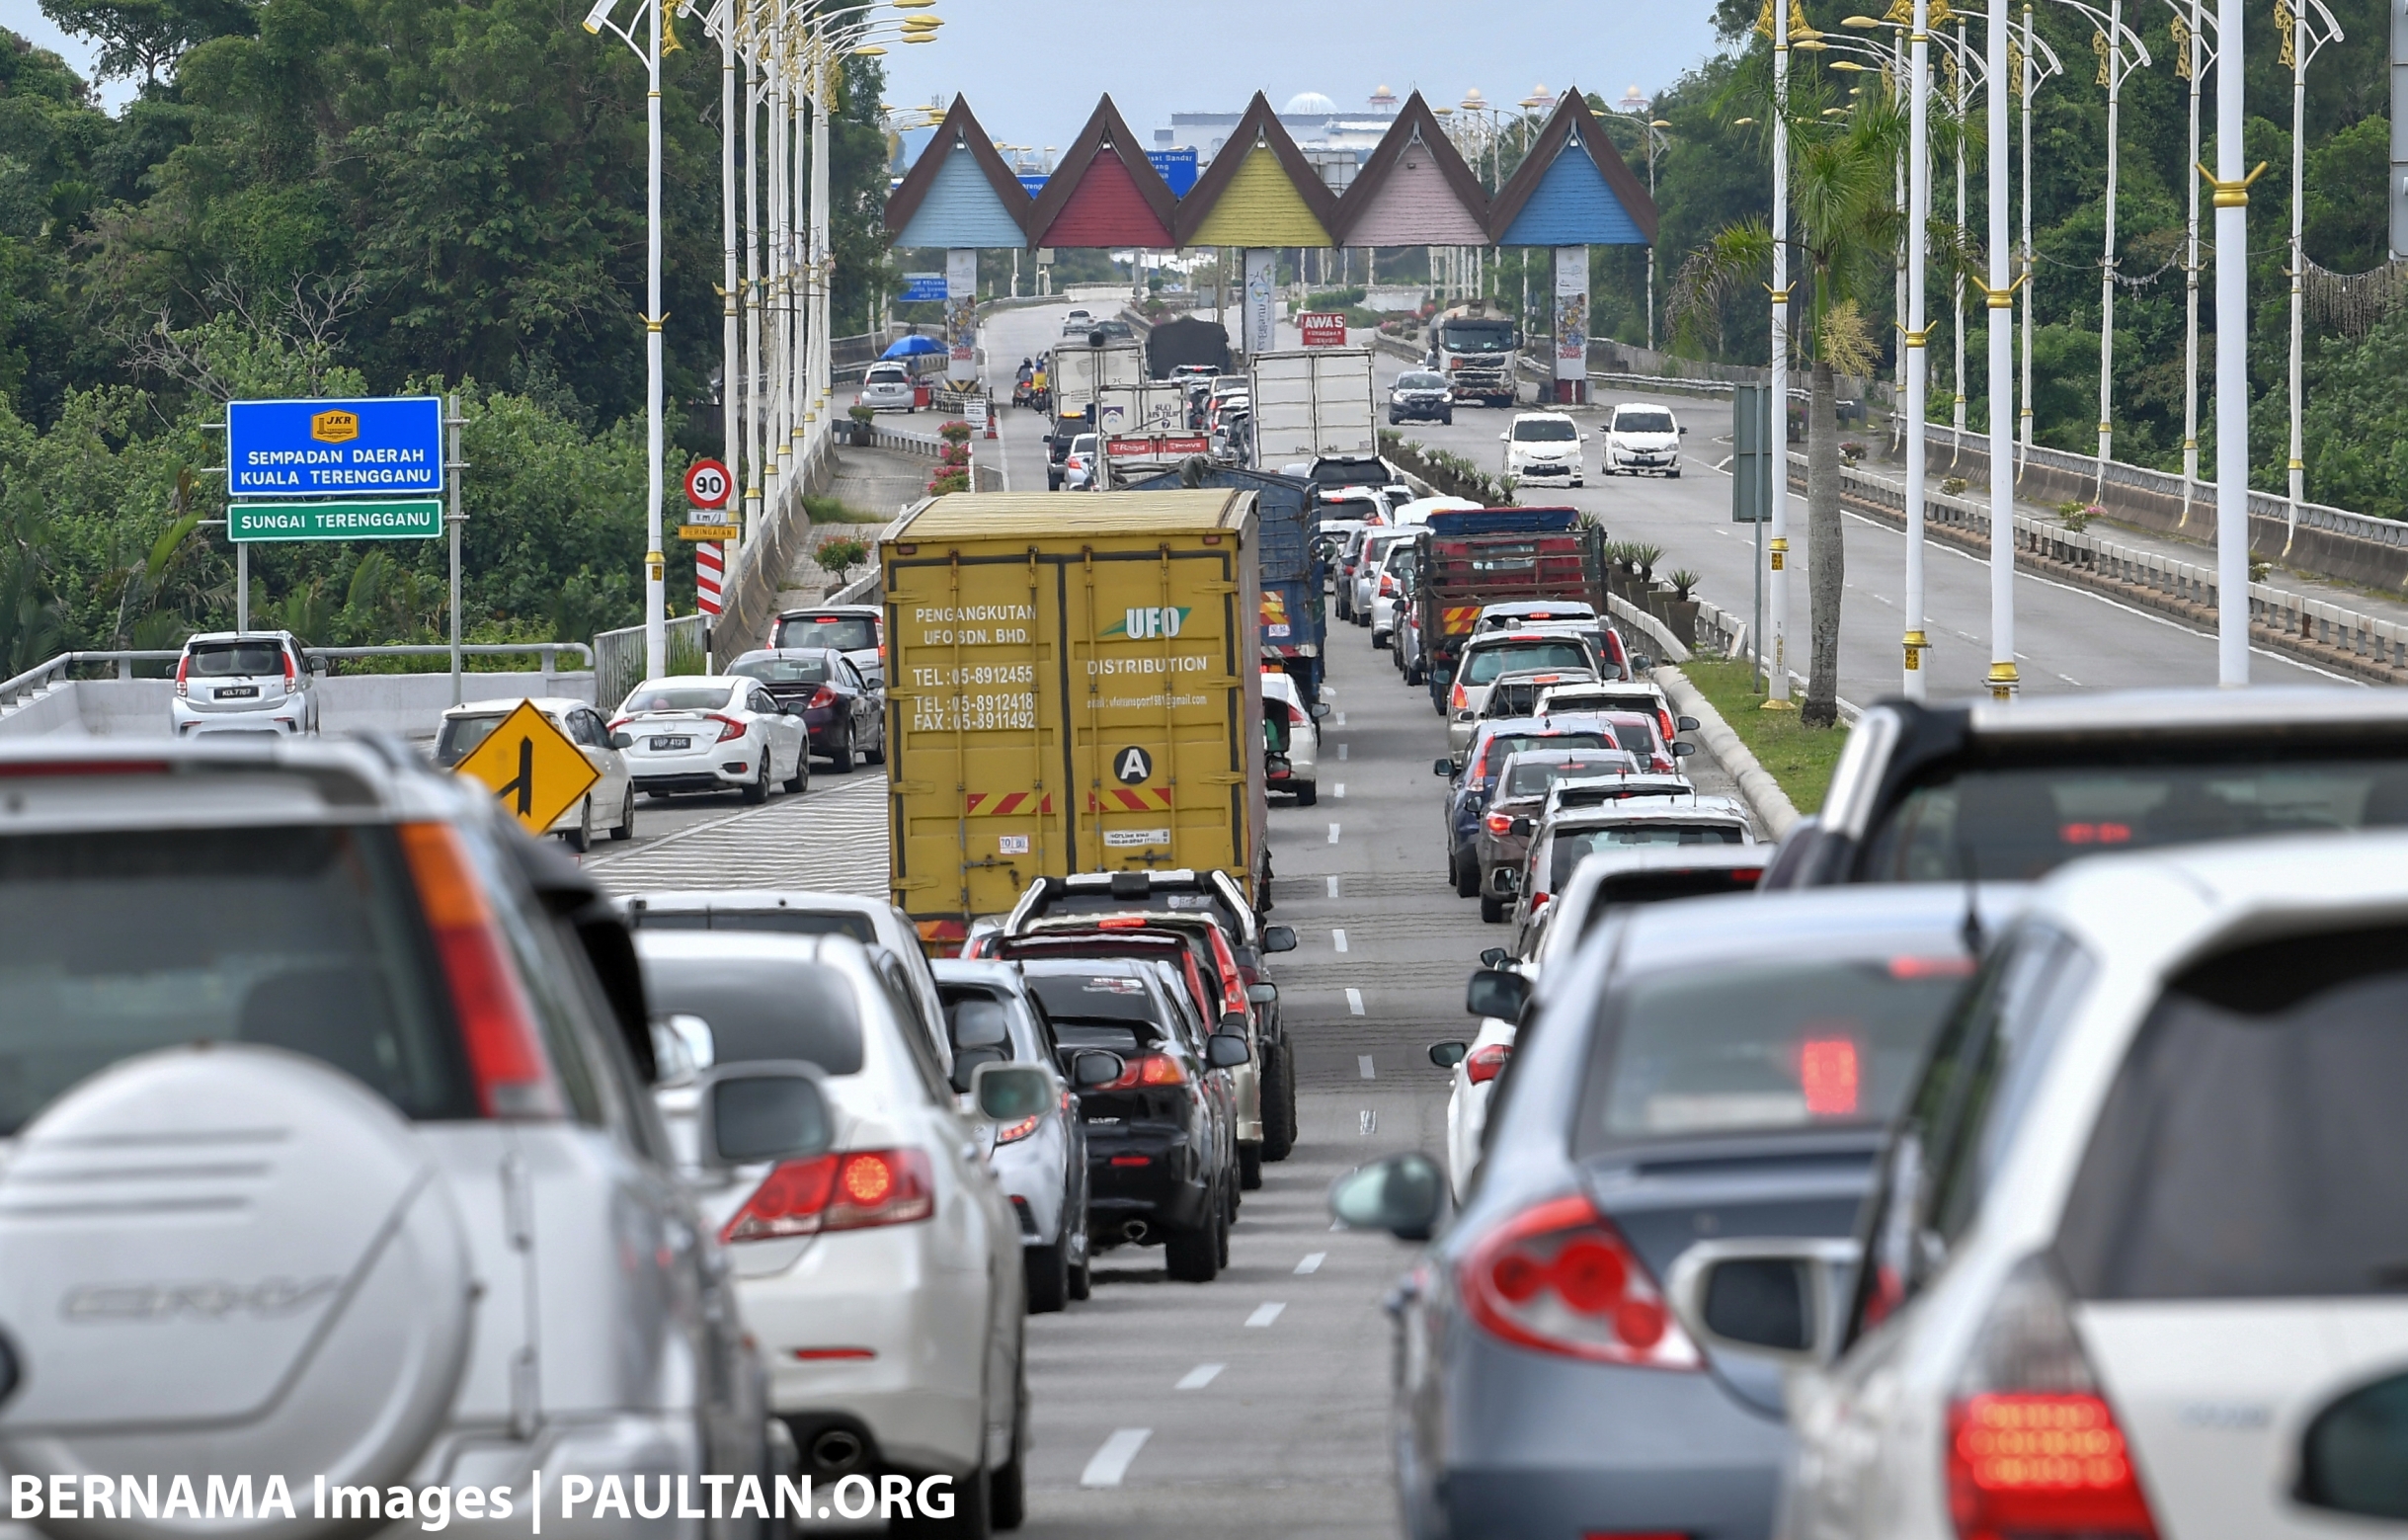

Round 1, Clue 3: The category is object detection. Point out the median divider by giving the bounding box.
[1652,665,1802,841]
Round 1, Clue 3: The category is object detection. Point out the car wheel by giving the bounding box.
[990,1439,1026,1533]
[1669,468,1682,479]
[1371,629,1388,649]
[1239,1142,1263,1191]
[782,740,808,793]
[829,724,854,774]
[1216,1186,1233,1269]
[1023,1239,1069,1315]
[1293,781,1317,807]
[1455,852,1482,898]
[1164,1217,1220,1282]
[610,786,634,841]
[1068,1249,1091,1301]
[1260,1045,1295,1161]
[1480,892,1507,924]
[562,797,592,853]
[866,721,887,765]
[742,756,769,805]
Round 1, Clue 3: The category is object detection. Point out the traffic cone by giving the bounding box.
[984,396,999,440]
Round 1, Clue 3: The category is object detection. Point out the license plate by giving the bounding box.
[650,735,691,751]
[214,686,259,699]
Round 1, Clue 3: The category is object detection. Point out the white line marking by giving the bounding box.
[1331,928,1348,952]
[1335,711,1347,725]
[1358,1107,1378,1134]
[1337,742,1349,760]
[1327,823,1341,844]
[1333,783,1346,798]
[1326,875,1340,898]
[1356,1055,1375,1080]
[1080,1428,1152,1488]
[1244,1302,1287,1328]
[1296,1252,1326,1274]
[1174,1363,1225,1390]
[1347,992,1367,1017]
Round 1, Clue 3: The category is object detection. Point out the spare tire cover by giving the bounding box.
[0,1043,473,1540]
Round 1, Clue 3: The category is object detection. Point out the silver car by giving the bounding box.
[858,361,919,413]
[168,629,321,736]
[0,736,769,1540]
[933,959,1101,1313]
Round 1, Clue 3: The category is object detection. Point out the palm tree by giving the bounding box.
[1673,62,1906,726]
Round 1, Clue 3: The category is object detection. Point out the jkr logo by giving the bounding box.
[1102,607,1189,640]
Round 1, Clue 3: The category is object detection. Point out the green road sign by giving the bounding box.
[229,498,444,543]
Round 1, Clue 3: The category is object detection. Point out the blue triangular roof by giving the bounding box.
[894,140,1029,248]
[1496,133,1647,246]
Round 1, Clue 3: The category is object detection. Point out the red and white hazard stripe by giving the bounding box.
[695,541,724,616]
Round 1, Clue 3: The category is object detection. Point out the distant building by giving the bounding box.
[1154,86,1403,192]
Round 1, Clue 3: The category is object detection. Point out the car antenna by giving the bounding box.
[1958,843,1984,956]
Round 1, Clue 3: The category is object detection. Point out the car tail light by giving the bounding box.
[1102,1052,1186,1090]
[706,713,746,742]
[995,1115,1041,1145]
[720,1148,935,1244]
[282,650,296,688]
[808,686,838,709]
[1288,703,1310,726]
[1460,1195,1701,1369]
[1485,811,1515,837]
[1946,1256,2159,1540]
[1466,1043,1511,1083]
[1380,574,1397,596]
[174,655,190,698]
[1451,682,1469,712]
[396,822,563,1119]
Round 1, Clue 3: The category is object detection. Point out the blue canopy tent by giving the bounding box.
[882,335,946,359]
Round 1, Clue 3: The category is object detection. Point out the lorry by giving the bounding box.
[1410,507,1608,709]
[1125,461,1324,701]
[1050,340,1146,419]
[1090,380,1198,485]
[879,490,1269,952]
[1246,347,1377,469]
[1432,301,1520,407]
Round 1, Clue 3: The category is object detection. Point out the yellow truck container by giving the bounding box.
[880,491,1268,950]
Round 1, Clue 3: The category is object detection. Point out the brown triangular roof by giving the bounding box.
[1172,91,1342,247]
[1331,91,1490,245]
[881,95,1033,242]
[1483,89,1660,245]
[1024,96,1181,250]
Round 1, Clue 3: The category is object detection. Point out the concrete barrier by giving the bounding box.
[0,671,595,741]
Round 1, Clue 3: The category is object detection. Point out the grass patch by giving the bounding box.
[1680,657,1851,814]
[804,494,888,525]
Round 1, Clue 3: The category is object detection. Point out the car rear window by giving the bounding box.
[775,615,879,653]
[623,685,738,713]
[732,655,832,685]
[627,908,876,944]
[2057,924,2408,1299]
[1504,756,1632,797]
[1577,956,1972,1146]
[1859,758,2408,881]
[0,826,470,1135]
[1478,731,1609,781]
[435,713,507,768]
[1027,971,1164,1028]
[1464,641,1592,684]
[640,953,864,1075]
[188,641,284,677]
[1554,825,1747,887]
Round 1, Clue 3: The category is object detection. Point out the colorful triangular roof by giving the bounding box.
[1485,90,1659,247]
[1025,97,1180,250]
[1332,91,1490,247]
[1174,93,1340,248]
[883,96,1031,249]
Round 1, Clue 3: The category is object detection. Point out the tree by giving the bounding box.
[1673,54,1904,726]
[38,0,256,88]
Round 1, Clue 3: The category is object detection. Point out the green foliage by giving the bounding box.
[815,536,867,584]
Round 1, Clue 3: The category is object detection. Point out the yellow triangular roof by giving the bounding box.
[1185,143,1332,247]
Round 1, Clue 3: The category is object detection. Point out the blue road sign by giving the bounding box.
[900,272,947,303]
[227,396,444,500]
[1016,173,1049,199]
[1148,149,1198,198]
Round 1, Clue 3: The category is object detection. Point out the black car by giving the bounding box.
[1019,957,1247,1283]
[1388,369,1455,426]
[727,647,884,772]
[1044,410,1090,490]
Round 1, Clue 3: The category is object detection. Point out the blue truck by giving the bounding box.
[1126,461,1326,701]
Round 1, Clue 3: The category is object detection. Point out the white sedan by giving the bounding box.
[1260,668,1321,805]
[611,676,808,803]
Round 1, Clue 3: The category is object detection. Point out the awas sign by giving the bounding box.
[1297,312,1349,348]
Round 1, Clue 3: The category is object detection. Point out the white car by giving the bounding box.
[1260,668,1321,805]
[1674,831,2408,1540]
[1350,527,1417,629]
[1368,537,1419,647]
[1604,400,1683,476]
[638,930,1030,1524]
[1064,433,1098,490]
[1445,629,1605,764]
[1499,411,1586,486]
[435,695,633,851]
[168,629,320,736]
[858,360,919,413]
[1390,494,1482,527]
[611,676,808,803]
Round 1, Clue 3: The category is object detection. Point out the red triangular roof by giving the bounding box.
[1025,97,1179,249]
[1172,92,1342,248]
[881,95,1032,243]
[1330,90,1491,246]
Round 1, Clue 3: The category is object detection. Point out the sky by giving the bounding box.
[3,1,138,111]
[879,0,1726,158]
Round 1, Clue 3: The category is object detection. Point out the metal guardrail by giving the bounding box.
[1,643,595,713]
[592,613,709,713]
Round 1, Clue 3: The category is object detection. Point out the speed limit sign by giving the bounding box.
[683,458,733,510]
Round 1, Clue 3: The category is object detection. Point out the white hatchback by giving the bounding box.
[1674,830,2408,1540]
[1604,400,1683,475]
[612,676,808,803]
[858,361,918,413]
[1500,411,1586,486]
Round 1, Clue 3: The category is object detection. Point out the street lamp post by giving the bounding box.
[2076,0,2150,488]
[1762,3,1800,702]
[1907,8,1934,694]
[2281,0,2343,547]
[2171,0,2214,524]
[2210,0,2256,685]
[1984,0,2017,698]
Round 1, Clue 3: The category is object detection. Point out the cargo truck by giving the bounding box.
[1050,341,1146,419]
[881,491,1269,952]
[1411,507,1607,709]
[1432,301,1520,407]
[1124,462,1324,700]
[1247,347,1377,469]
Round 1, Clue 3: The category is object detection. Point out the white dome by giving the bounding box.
[1282,91,1338,116]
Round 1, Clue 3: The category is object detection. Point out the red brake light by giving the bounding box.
[1380,574,1397,595]
[396,823,563,1119]
[174,655,190,698]
[1451,682,1469,711]
[808,686,838,709]
[1485,811,1514,837]
[1948,1396,2157,1539]
[1102,1052,1186,1090]
[1466,1042,1511,1084]
[1289,703,1310,725]
[1798,1037,1861,1116]
[282,650,296,688]
[1460,1195,1700,1368]
[720,1148,934,1245]
[706,713,746,742]
[1096,915,1147,930]
[995,1114,1041,1145]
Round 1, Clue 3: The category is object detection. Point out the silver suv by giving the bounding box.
[170,629,321,735]
[0,737,771,1538]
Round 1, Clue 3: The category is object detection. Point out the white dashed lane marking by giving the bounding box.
[1244,1303,1287,1328]
[1081,1428,1152,1488]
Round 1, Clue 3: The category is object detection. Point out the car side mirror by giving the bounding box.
[305,654,330,674]
[611,731,635,750]
[1433,758,1455,777]
[1427,1040,1469,1068]
[973,1061,1057,1123]
[1663,1237,1860,1368]
[694,1062,833,1171]
[1327,1152,1447,1242]
[1633,654,1655,672]
[1493,867,1520,895]
[1261,925,1298,953]
[1677,715,1701,733]
[1497,433,1509,442]
[1465,967,1530,1020]
[1672,741,1698,758]
[1478,947,1510,969]
[1246,982,1278,1004]
[1218,1011,1250,1035]
[1509,816,1533,838]
[1206,1033,1250,1069]
[1679,425,1690,435]
[1311,701,1332,719]
[1069,1049,1126,1089]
